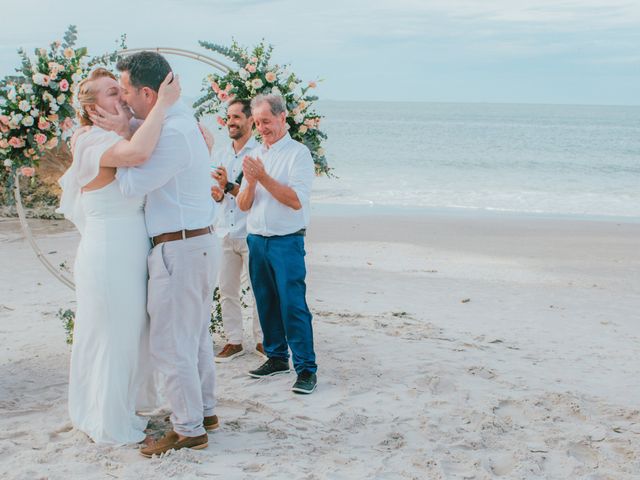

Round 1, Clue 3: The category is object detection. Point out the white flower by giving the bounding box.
[238,68,249,80]
[43,92,55,104]
[22,116,34,127]
[288,82,296,91]
[251,78,263,89]
[294,113,304,124]
[3,159,12,167]
[57,94,66,104]
[33,73,46,86]
[18,100,31,112]
[23,84,33,94]
[271,86,282,96]
[245,80,251,88]
[80,57,89,68]
[50,103,59,113]
[317,148,325,156]
[72,72,82,83]
[11,113,24,123]
[30,108,40,118]
[7,88,17,101]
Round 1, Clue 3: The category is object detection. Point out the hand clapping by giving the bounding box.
[242,155,265,184]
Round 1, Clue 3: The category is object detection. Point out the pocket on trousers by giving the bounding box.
[148,243,172,279]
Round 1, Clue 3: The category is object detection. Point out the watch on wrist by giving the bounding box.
[224,182,235,194]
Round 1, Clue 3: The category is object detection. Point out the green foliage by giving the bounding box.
[57,308,75,345]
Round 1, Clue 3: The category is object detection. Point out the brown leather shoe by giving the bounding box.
[215,343,244,363]
[204,414,219,431]
[256,343,267,358]
[140,430,208,458]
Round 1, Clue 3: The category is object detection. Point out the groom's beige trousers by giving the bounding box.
[147,233,217,437]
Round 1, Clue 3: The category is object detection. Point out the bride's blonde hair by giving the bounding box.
[76,68,117,127]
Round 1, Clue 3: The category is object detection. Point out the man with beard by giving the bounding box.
[211,99,264,362]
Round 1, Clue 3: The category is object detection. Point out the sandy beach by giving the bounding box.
[1,208,639,479]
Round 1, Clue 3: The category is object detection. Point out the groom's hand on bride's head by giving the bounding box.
[90,104,132,139]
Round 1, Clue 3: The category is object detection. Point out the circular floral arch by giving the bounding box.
[1,28,329,290]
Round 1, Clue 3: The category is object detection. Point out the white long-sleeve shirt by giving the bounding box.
[116,102,215,237]
[241,133,314,237]
[213,136,258,239]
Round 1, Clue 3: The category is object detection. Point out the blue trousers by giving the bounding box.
[246,233,317,374]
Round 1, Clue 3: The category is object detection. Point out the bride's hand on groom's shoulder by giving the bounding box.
[157,72,181,109]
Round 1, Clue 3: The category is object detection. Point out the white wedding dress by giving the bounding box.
[59,128,158,444]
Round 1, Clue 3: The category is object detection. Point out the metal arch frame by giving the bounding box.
[16,47,234,290]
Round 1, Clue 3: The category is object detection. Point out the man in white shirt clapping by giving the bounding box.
[210,99,264,362]
[237,94,318,394]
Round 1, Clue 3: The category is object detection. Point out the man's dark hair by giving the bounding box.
[228,98,252,118]
[116,51,172,92]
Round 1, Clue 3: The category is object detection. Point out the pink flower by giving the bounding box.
[225,83,232,92]
[38,118,51,130]
[59,79,69,92]
[34,133,47,145]
[216,116,227,127]
[246,64,257,73]
[61,117,74,132]
[210,81,220,93]
[0,139,8,149]
[308,81,317,88]
[251,56,258,63]
[0,115,9,125]
[20,166,35,177]
[8,137,25,148]
[217,91,229,102]
[265,72,277,83]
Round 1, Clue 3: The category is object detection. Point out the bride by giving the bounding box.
[58,67,180,444]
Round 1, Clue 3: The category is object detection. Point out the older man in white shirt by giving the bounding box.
[210,99,263,362]
[237,94,317,395]
[112,52,218,456]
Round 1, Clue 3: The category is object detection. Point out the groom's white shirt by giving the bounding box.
[116,101,215,237]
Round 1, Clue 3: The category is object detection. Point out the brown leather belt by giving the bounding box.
[151,226,213,247]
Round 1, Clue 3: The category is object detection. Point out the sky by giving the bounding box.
[1,0,639,105]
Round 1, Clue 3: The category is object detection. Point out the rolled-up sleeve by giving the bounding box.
[116,128,190,197]
[288,147,314,206]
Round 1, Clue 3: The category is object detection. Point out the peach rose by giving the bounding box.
[0,115,9,125]
[20,166,35,177]
[299,125,308,134]
[34,133,47,145]
[59,79,69,92]
[265,72,277,83]
[61,117,74,131]
[0,139,9,149]
[64,47,74,59]
[308,81,317,88]
[8,137,25,148]
[46,137,59,149]
[48,113,59,122]
[246,64,257,73]
[38,118,51,130]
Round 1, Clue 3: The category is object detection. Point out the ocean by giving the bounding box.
[310,101,640,219]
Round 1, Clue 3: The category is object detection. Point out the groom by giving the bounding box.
[113,52,218,456]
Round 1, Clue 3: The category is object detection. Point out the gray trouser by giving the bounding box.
[219,235,262,345]
[147,233,217,437]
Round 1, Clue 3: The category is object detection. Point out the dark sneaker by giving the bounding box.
[140,431,208,458]
[292,371,317,394]
[215,343,244,363]
[204,415,219,431]
[248,358,290,378]
[256,343,267,358]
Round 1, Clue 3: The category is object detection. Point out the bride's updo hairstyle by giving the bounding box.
[76,68,117,126]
